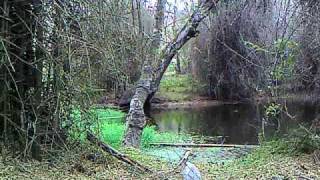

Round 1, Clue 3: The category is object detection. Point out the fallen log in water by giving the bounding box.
[149,143,259,148]
[86,132,153,173]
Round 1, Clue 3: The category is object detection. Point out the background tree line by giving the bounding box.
[191,0,320,100]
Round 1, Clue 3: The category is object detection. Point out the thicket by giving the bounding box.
[0,0,152,158]
[191,0,320,100]
[296,0,320,93]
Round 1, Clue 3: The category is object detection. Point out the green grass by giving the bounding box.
[204,132,320,179]
[204,138,317,179]
[158,74,206,101]
[68,108,187,149]
[160,74,194,92]
[95,122,187,149]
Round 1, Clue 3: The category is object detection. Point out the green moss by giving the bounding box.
[141,126,187,148]
[68,108,187,149]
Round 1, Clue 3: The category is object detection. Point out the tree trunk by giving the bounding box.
[123,0,219,147]
[175,53,182,74]
[173,0,181,74]
[153,0,165,49]
[122,0,166,146]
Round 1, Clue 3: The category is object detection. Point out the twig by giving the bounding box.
[313,150,320,165]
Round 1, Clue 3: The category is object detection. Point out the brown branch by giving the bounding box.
[86,132,153,173]
[313,150,320,165]
[149,143,259,148]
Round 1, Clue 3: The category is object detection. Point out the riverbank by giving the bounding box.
[152,92,320,110]
[151,99,236,109]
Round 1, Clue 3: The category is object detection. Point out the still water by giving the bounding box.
[150,99,319,145]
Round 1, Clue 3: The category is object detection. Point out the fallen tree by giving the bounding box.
[123,0,220,147]
[149,143,259,148]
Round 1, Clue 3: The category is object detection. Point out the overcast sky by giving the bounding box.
[146,0,195,11]
[145,0,197,26]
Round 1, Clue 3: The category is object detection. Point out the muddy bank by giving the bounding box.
[95,92,320,113]
[151,100,239,110]
[153,92,320,109]
[255,93,320,105]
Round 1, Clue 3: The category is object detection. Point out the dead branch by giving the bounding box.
[86,132,153,173]
[149,143,259,148]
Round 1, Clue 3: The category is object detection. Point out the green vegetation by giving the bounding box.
[269,127,320,154]
[271,39,298,81]
[205,139,319,179]
[264,102,282,132]
[68,108,187,149]
[158,74,206,101]
[210,134,318,177]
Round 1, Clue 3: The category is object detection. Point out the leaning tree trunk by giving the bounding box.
[123,0,219,147]
[122,0,165,147]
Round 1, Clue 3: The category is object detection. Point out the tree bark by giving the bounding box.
[173,0,181,74]
[123,0,219,147]
[153,0,165,49]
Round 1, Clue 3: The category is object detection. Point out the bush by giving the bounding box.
[261,125,320,155]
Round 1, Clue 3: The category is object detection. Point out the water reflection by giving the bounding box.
[151,100,319,145]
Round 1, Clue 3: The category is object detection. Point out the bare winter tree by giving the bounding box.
[296,0,320,93]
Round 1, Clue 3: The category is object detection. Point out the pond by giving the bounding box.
[150,99,319,145]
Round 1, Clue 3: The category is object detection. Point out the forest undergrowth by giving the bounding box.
[1,137,319,179]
